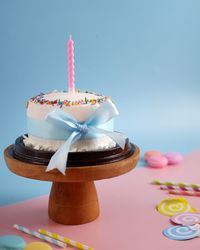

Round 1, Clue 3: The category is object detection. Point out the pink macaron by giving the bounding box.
[147,155,168,168]
[164,152,183,165]
[144,150,162,161]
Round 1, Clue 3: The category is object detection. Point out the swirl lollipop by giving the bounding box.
[171,212,200,225]
[163,225,200,240]
[157,197,192,216]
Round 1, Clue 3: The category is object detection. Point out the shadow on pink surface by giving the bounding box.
[1,150,200,250]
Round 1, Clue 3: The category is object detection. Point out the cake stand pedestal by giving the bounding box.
[4,145,139,225]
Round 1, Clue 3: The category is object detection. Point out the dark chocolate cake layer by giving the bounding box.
[11,135,135,167]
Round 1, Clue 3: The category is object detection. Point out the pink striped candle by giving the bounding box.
[68,35,75,93]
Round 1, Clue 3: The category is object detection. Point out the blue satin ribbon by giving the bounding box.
[45,99,127,174]
[27,115,114,140]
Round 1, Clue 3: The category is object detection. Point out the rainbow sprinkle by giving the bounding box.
[28,90,107,108]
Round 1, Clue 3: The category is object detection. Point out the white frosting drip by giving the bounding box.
[27,91,107,121]
[23,135,116,152]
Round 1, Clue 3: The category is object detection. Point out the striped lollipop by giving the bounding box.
[163,225,200,241]
[171,212,200,226]
[157,197,192,216]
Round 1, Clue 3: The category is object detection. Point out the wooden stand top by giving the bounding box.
[4,144,140,183]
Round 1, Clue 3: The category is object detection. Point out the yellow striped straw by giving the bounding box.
[39,229,94,250]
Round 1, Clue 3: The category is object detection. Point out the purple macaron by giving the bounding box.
[164,152,183,165]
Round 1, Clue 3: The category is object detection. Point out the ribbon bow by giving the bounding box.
[45,99,126,174]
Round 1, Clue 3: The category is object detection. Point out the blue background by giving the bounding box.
[0,0,200,206]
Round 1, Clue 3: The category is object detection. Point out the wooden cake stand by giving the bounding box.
[4,144,140,225]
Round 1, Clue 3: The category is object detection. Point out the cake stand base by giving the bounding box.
[4,144,140,225]
[49,182,99,225]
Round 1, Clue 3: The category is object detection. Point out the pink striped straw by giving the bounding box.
[169,190,200,197]
[68,35,75,93]
[160,185,200,192]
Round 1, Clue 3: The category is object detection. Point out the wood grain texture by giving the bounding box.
[4,144,140,224]
[4,145,140,182]
[49,182,99,225]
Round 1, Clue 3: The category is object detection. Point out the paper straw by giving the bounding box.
[160,185,200,192]
[13,224,66,248]
[39,228,93,250]
[168,190,200,197]
[152,180,200,189]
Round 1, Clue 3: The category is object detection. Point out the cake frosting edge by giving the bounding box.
[23,135,116,152]
[24,90,117,152]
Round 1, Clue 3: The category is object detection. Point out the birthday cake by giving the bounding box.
[24,90,117,152]
[17,35,128,174]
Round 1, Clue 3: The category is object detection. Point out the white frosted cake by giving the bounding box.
[24,90,116,152]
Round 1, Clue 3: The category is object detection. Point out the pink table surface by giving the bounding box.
[1,150,200,250]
